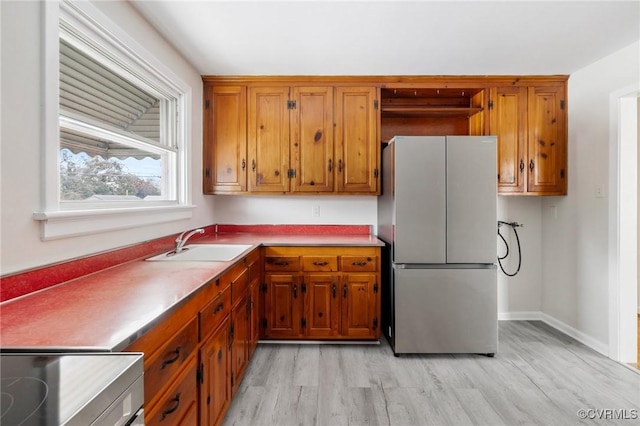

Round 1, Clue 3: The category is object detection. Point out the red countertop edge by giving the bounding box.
[0,224,374,302]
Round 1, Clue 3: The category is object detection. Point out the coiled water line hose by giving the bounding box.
[498,221,522,276]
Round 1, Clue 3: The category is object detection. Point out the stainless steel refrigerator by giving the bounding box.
[378,135,498,355]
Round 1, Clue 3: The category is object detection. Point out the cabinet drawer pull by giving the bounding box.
[351,261,368,266]
[161,347,181,369]
[343,284,348,298]
[312,261,329,266]
[271,260,289,266]
[161,393,181,421]
[213,302,224,314]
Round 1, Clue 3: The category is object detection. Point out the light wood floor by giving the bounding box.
[223,321,640,426]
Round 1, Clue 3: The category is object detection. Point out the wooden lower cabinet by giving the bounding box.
[124,248,263,426]
[263,246,381,340]
[199,317,230,426]
[146,355,199,426]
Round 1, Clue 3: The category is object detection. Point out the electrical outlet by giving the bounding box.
[312,205,320,217]
[595,185,605,198]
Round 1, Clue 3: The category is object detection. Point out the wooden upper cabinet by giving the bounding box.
[248,86,291,192]
[490,84,567,195]
[291,87,334,193]
[334,87,379,194]
[491,86,527,193]
[527,85,567,195]
[204,85,247,193]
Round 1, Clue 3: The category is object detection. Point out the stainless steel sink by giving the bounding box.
[146,244,253,262]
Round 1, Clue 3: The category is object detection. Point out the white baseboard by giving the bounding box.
[499,311,609,357]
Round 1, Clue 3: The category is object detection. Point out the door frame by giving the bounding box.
[608,83,639,363]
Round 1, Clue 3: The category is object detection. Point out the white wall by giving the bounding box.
[541,41,640,347]
[0,1,214,275]
[497,197,543,315]
[210,195,377,229]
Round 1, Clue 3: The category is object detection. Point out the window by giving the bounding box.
[35,0,193,239]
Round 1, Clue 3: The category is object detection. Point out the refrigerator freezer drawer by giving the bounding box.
[393,267,497,354]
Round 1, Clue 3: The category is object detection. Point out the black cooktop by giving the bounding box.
[1,352,143,425]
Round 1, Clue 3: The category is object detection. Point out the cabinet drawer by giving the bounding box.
[144,317,198,409]
[264,256,300,272]
[230,266,250,306]
[146,355,198,426]
[302,256,338,272]
[341,256,378,272]
[200,285,231,341]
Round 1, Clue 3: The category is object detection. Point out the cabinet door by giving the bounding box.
[199,318,230,426]
[304,274,340,338]
[231,296,250,394]
[248,86,291,192]
[291,86,334,193]
[527,85,567,195]
[249,280,261,356]
[264,274,302,338]
[341,274,379,338]
[204,85,247,194]
[490,86,527,194]
[146,356,198,426]
[334,87,379,194]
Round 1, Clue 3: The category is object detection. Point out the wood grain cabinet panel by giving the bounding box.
[262,246,380,340]
[146,355,199,426]
[489,84,567,195]
[203,85,247,194]
[199,317,230,426]
[334,86,379,194]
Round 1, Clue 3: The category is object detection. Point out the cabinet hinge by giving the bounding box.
[287,169,296,178]
[301,282,307,293]
[197,363,204,384]
[287,100,297,110]
[374,99,379,110]
[301,317,307,329]
[560,100,565,110]
[262,318,267,328]
[205,99,210,110]
[230,324,235,340]
[488,100,494,110]
[373,168,379,178]
[204,168,210,178]
[560,169,565,179]
[261,283,268,292]
[231,372,235,387]
[373,317,378,330]
[373,283,378,293]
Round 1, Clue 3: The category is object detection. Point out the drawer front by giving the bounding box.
[341,256,378,272]
[146,355,198,426]
[230,266,250,306]
[200,285,231,341]
[302,256,338,272]
[264,256,300,272]
[144,317,198,408]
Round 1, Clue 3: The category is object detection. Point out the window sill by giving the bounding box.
[33,204,195,240]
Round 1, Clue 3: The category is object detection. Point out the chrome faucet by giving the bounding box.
[175,228,205,253]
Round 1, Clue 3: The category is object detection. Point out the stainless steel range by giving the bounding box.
[1,352,144,425]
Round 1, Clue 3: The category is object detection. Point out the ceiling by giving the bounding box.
[130,1,640,76]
